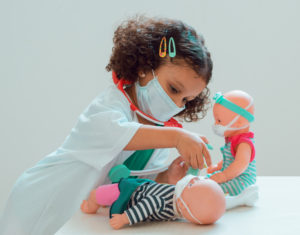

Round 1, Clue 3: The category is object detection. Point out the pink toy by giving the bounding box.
[81,176,225,229]
[207,90,256,196]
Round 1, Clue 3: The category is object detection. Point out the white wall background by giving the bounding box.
[1,0,299,213]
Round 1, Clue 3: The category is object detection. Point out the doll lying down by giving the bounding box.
[81,175,258,229]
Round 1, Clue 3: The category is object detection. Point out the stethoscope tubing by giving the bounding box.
[130,165,170,176]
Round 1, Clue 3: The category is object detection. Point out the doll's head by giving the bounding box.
[106,15,213,122]
[212,90,254,137]
[175,175,225,224]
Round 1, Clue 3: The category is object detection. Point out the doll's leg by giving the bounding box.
[224,182,259,210]
[81,183,120,214]
[220,178,244,196]
[81,189,101,214]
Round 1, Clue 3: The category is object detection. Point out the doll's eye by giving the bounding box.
[188,183,193,187]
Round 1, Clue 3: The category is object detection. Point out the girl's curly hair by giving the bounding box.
[106,15,213,122]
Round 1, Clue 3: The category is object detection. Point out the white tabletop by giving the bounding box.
[56,177,300,235]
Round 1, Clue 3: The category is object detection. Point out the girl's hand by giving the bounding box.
[175,129,212,170]
[167,156,189,185]
[210,172,227,184]
[110,213,129,230]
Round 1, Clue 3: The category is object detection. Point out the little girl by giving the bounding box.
[0,15,213,235]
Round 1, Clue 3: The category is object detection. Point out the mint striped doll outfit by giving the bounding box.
[207,132,256,196]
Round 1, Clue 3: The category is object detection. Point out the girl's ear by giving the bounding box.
[138,69,146,78]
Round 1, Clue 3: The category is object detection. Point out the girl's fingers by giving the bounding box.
[196,151,204,169]
[202,144,212,167]
[184,154,191,166]
[200,135,209,144]
[190,154,198,169]
[194,153,199,169]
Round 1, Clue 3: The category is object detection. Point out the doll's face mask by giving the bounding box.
[212,114,250,137]
[175,175,203,224]
[212,92,254,137]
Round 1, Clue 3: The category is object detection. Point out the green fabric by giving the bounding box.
[108,148,155,183]
[109,148,156,216]
[122,123,161,175]
[123,149,155,179]
[109,178,154,218]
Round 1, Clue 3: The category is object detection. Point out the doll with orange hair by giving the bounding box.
[206,90,257,196]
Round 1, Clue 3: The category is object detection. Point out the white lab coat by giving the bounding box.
[0,83,170,235]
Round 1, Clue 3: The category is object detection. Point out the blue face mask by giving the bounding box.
[135,69,185,122]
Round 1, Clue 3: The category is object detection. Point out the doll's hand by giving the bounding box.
[210,172,227,184]
[167,156,189,185]
[176,130,212,169]
[207,165,218,174]
[207,161,223,174]
[110,213,129,230]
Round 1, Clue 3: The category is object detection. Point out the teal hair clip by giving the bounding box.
[168,37,176,58]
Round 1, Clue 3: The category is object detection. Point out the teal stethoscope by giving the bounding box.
[108,143,214,183]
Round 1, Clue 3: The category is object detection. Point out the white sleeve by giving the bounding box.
[60,96,142,170]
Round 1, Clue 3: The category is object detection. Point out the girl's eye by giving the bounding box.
[170,85,178,94]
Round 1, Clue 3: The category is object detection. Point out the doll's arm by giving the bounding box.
[213,143,252,183]
[155,169,169,184]
[123,195,162,225]
[156,156,189,185]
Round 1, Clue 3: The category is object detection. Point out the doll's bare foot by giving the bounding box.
[80,189,101,214]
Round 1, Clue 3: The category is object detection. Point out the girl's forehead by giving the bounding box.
[161,60,200,77]
[177,75,206,95]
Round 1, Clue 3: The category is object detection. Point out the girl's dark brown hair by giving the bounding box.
[106,14,213,122]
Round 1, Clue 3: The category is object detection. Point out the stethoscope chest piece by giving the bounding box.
[108,164,131,183]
